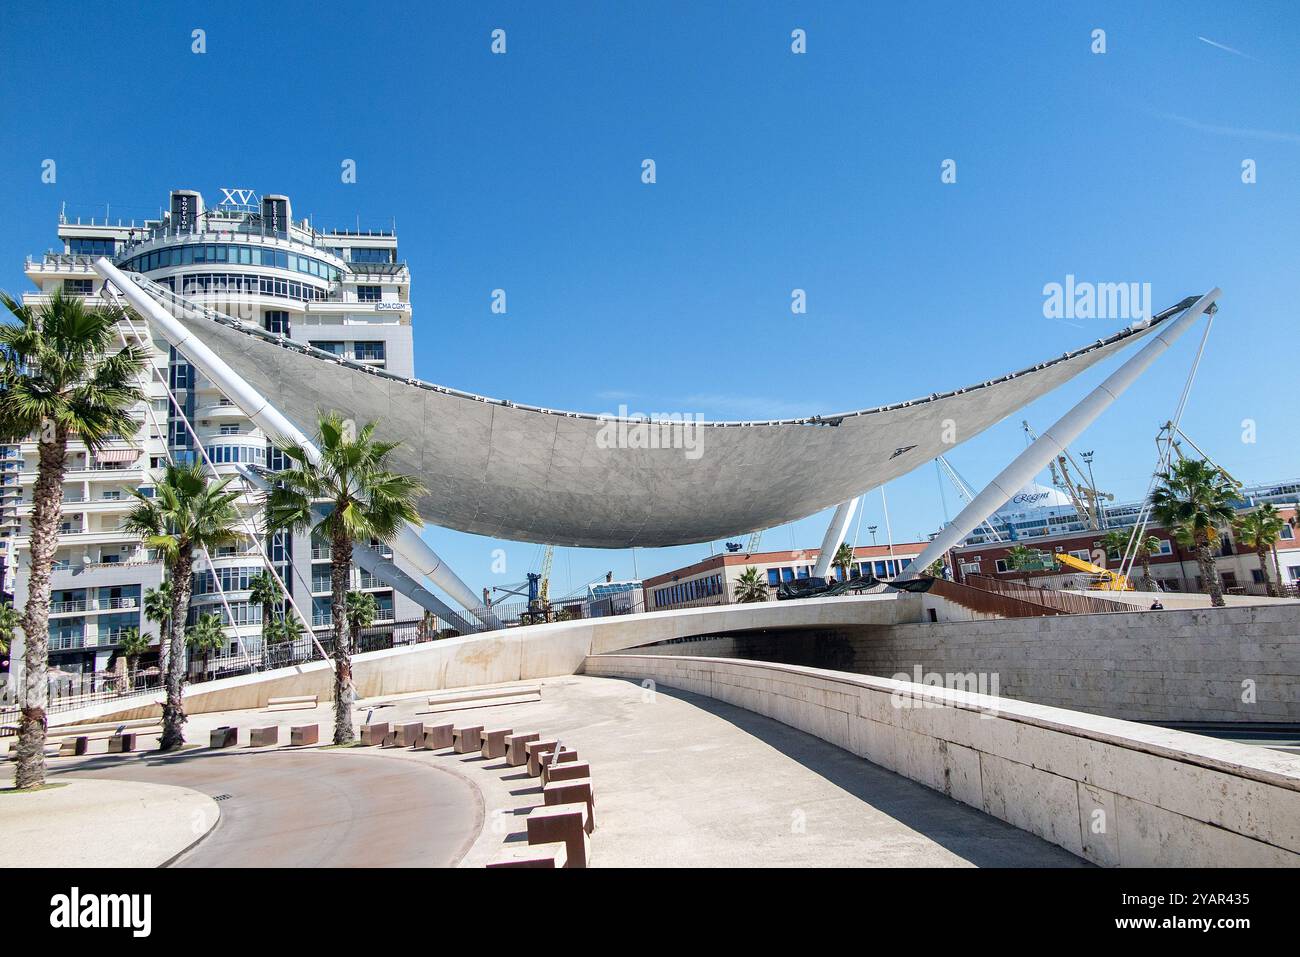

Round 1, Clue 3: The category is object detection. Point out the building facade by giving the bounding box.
[642,541,928,611]
[949,482,1300,595]
[6,188,424,678]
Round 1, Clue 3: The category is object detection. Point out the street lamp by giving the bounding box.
[868,525,878,546]
[1080,450,1104,529]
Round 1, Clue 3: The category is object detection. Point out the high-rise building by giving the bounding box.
[8,187,423,678]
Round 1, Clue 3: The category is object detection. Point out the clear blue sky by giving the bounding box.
[2,2,1297,599]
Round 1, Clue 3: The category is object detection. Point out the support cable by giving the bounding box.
[1116,311,1216,585]
[102,284,328,666]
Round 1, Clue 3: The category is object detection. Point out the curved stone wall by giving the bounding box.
[583,653,1300,867]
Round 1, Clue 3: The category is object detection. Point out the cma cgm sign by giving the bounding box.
[219,187,258,206]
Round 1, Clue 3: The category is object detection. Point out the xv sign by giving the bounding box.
[219,187,258,206]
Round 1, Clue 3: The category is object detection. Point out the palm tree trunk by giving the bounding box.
[1256,545,1276,598]
[15,430,69,788]
[1139,553,1155,592]
[161,552,194,750]
[1272,545,1286,597]
[1197,538,1225,608]
[330,529,355,744]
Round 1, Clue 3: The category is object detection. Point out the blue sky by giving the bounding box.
[2,2,1297,599]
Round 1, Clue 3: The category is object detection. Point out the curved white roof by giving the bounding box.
[165,292,1195,548]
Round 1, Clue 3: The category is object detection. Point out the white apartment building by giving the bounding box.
[4,187,424,677]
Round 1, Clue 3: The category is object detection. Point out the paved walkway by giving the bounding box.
[37,748,480,868]
[22,675,1086,867]
[0,778,217,868]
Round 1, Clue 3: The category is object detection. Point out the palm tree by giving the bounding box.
[124,462,241,749]
[832,542,855,582]
[262,612,304,669]
[0,288,147,788]
[345,590,377,651]
[1005,544,1043,586]
[1234,504,1286,598]
[734,566,769,603]
[143,579,173,669]
[263,613,304,646]
[247,570,281,663]
[1149,458,1240,608]
[266,412,425,744]
[186,612,226,679]
[0,601,18,656]
[117,627,151,690]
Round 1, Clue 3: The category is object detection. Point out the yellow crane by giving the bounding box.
[1053,551,1133,591]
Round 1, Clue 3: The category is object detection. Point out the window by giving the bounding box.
[63,279,93,295]
[218,424,241,435]
[1288,566,1300,582]
[309,340,344,355]
[207,444,266,465]
[263,310,290,335]
[766,568,780,586]
[960,561,981,574]
[68,237,116,257]
[1156,539,1173,556]
[353,341,385,361]
[356,285,381,302]
[350,247,395,263]
[121,244,339,282]
[995,559,1009,573]
[1282,525,1295,541]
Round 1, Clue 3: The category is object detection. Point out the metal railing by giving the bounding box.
[966,575,1133,614]
[927,578,1062,618]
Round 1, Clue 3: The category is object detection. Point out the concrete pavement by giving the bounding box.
[0,778,217,868]
[20,675,1085,867]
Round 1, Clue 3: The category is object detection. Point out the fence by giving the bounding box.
[926,578,1062,618]
[965,575,1132,614]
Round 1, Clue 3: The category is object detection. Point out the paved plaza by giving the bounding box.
[11,675,1083,867]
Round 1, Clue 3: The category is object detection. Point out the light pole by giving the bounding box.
[1081,450,1104,529]
[868,525,878,546]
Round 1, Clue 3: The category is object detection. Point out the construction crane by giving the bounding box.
[1053,551,1133,591]
[491,544,556,625]
[1022,420,1113,530]
[935,455,1004,542]
[537,544,555,608]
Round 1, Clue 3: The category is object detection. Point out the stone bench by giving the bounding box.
[385,722,425,749]
[249,726,279,748]
[453,725,484,753]
[486,842,569,869]
[543,778,596,830]
[58,736,90,757]
[505,731,539,766]
[525,739,558,776]
[290,724,319,746]
[480,727,513,760]
[536,749,579,780]
[210,726,239,749]
[108,732,138,753]
[526,803,590,868]
[544,760,591,786]
[421,723,454,749]
[267,695,318,713]
[359,722,389,747]
[425,684,542,715]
